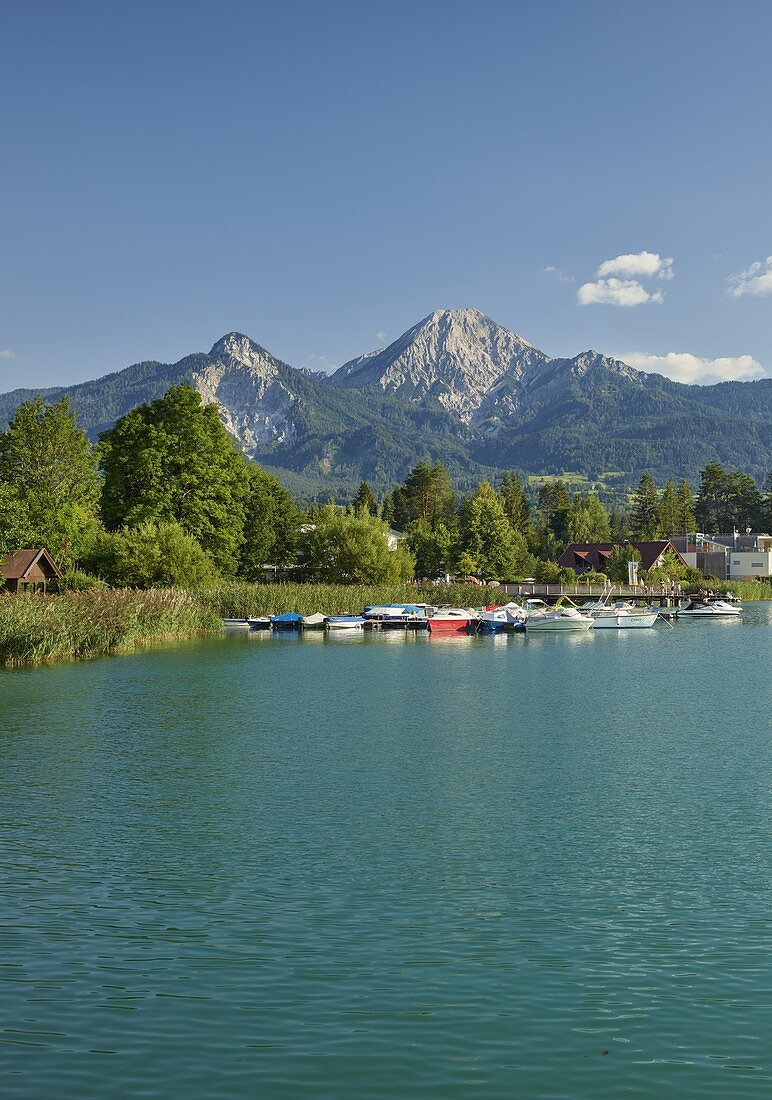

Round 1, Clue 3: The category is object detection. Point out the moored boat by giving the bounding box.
[590,609,659,629]
[270,612,303,631]
[301,612,326,630]
[247,616,271,630]
[476,602,527,634]
[677,596,742,618]
[325,615,365,631]
[525,605,594,631]
[223,617,251,629]
[427,608,474,633]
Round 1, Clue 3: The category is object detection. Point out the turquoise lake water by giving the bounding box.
[1,605,771,1098]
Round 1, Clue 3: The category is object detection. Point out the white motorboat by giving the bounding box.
[223,617,251,629]
[301,612,326,630]
[677,597,742,618]
[325,615,366,631]
[525,605,594,631]
[580,591,660,629]
[590,609,660,629]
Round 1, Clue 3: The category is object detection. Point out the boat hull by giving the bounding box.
[527,617,593,631]
[428,618,471,633]
[591,613,659,629]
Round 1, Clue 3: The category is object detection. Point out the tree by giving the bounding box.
[657,479,681,537]
[239,465,299,580]
[405,520,457,579]
[631,473,660,539]
[297,506,414,583]
[500,472,529,535]
[352,481,377,516]
[459,481,533,579]
[566,494,610,544]
[99,385,250,572]
[391,461,456,529]
[695,461,727,532]
[536,480,570,552]
[676,480,696,533]
[606,543,642,584]
[0,395,101,566]
[84,522,216,587]
[644,547,688,587]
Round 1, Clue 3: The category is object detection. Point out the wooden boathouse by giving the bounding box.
[1,549,61,594]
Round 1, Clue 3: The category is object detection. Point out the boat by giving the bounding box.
[247,616,271,630]
[579,591,660,629]
[476,602,527,634]
[270,612,303,631]
[301,612,326,630]
[362,604,432,629]
[590,609,659,629]
[677,596,743,618]
[525,604,594,631]
[427,608,474,633]
[325,615,365,631]
[223,617,250,629]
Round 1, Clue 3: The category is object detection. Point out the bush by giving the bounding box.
[83,522,217,588]
[51,570,108,593]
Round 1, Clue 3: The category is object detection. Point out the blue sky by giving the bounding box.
[2,0,771,388]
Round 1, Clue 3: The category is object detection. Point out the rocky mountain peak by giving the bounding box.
[330,307,549,423]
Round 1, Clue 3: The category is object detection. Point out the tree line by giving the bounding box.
[0,385,770,588]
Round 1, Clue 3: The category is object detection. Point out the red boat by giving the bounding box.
[427,609,473,633]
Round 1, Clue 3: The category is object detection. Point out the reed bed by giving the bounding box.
[0,589,221,666]
[187,581,494,619]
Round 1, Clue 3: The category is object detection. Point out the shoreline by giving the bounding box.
[1,581,769,668]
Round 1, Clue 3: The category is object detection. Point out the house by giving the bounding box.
[668,532,772,580]
[557,540,687,576]
[1,548,62,594]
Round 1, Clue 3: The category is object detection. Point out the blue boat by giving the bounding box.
[270,612,303,631]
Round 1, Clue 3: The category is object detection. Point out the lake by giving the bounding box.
[1,605,771,1098]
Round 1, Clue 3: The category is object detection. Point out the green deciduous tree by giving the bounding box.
[0,395,101,566]
[566,493,611,544]
[239,465,299,579]
[84,522,216,587]
[297,506,414,583]
[99,385,250,572]
[460,481,533,580]
[405,520,457,579]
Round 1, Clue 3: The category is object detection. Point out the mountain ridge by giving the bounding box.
[1,310,770,497]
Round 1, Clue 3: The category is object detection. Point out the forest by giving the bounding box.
[1,385,771,591]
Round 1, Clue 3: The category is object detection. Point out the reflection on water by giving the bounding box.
[0,604,770,1099]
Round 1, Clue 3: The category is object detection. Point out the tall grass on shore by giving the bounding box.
[0,589,221,666]
[188,582,494,618]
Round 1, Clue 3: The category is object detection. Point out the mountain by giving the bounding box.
[1,312,771,499]
[331,307,549,425]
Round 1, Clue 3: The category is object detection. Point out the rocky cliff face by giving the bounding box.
[190,333,299,449]
[330,307,550,425]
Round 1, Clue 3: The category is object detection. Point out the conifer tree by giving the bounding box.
[631,473,660,539]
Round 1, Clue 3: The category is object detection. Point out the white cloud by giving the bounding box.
[0,349,14,360]
[726,256,772,298]
[544,266,575,283]
[619,350,766,385]
[578,278,664,307]
[597,251,674,280]
[578,250,673,307]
